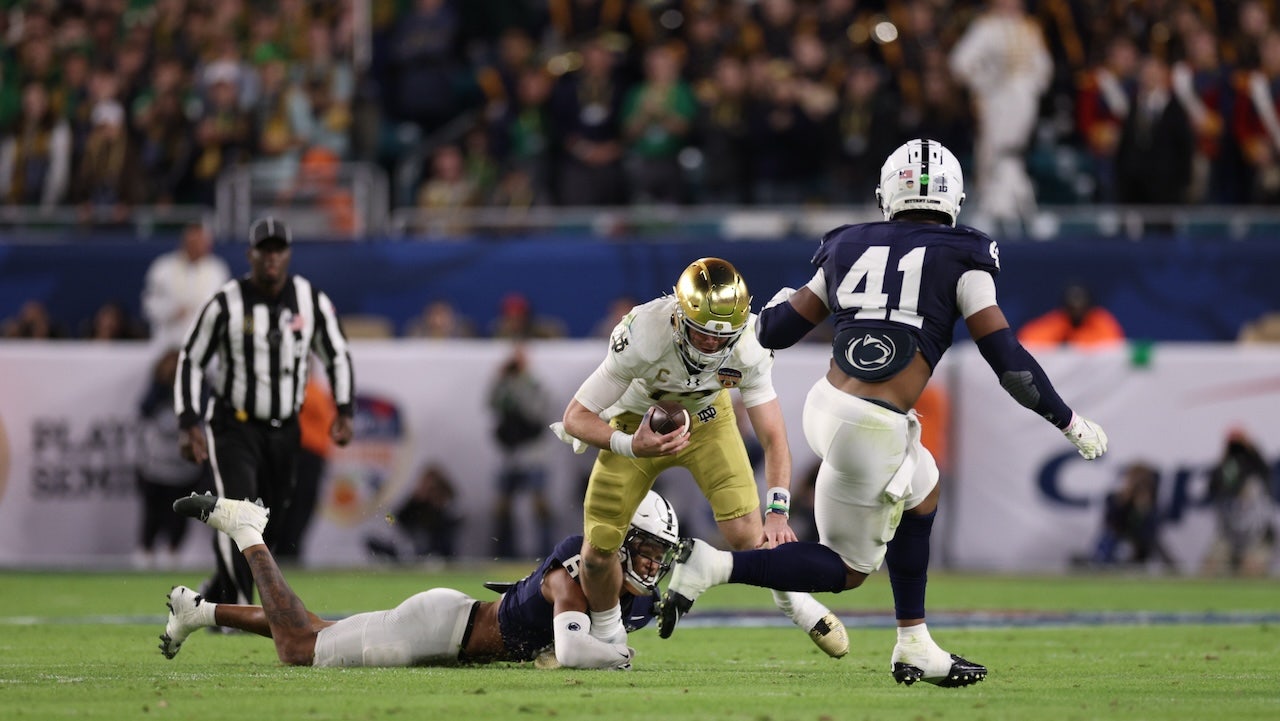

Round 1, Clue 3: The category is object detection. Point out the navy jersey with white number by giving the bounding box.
[496,535,657,661]
[812,221,1001,369]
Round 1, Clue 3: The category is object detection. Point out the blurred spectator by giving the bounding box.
[190,62,253,204]
[1076,35,1139,203]
[1171,25,1231,204]
[1018,283,1126,349]
[385,0,463,134]
[2,300,65,339]
[416,143,479,234]
[621,42,697,204]
[1115,56,1194,209]
[403,299,477,338]
[283,146,356,235]
[1237,311,1280,343]
[694,54,753,204]
[1232,30,1280,205]
[134,348,205,570]
[949,0,1052,235]
[550,33,627,205]
[489,291,568,339]
[71,99,141,223]
[491,64,555,206]
[1086,461,1177,571]
[82,300,146,341]
[1201,430,1277,577]
[141,222,231,350]
[834,57,902,198]
[0,81,72,208]
[132,63,197,205]
[275,371,337,563]
[488,344,554,559]
[590,294,637,338]
[249,46,311,188]
[394,462,463,561]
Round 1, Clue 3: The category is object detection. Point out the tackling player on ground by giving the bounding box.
[657,139,1109,687]
[160,490,680,669]
[551,258,849,659]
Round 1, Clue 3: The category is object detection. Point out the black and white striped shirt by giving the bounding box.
[175,275,354,428]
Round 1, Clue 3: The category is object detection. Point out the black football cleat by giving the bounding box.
[892,653,987,688]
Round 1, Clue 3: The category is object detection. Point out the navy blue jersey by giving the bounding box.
[812,221,1000,369]
[496,535,657,661]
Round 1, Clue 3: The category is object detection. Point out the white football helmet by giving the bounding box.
[875,139,966,226]
[622,490,680,595]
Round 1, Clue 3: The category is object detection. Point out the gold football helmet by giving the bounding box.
[671,257,751,372]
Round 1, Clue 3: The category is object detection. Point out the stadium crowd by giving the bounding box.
[1,0,1278,218]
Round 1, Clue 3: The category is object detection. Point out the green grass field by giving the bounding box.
[2,567,1278,721]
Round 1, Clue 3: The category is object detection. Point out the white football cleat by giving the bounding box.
[657,538,731,639]
[808,612,850,658]
[159,585,208,659]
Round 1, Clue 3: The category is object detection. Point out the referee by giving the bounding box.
[175,216,355,605]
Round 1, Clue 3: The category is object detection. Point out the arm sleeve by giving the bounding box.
[974,327,1074,429]
[553,611,634,669]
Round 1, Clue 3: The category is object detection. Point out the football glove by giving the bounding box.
[1062,414,1108,460]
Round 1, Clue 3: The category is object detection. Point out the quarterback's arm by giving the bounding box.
[745,398,799,546]
[542,568,634,669]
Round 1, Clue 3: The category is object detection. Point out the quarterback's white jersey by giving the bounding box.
[574,296,778,419]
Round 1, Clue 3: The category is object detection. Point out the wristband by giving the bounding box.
[609,430,637,458]
[765,486,791,517]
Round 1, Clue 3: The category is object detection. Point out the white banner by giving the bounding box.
[949,344,1280,572]
[2,341,1277,572]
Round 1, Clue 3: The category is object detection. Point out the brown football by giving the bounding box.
[648,400,691,435]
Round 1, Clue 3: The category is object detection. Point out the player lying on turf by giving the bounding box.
[160,490,680,669]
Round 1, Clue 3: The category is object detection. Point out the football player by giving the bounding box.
[552,257,849,658]
[159,490,680,669]
[658,139,1109,687]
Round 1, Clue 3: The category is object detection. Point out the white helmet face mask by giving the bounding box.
[622,490,680,595]
[875,139,966,226]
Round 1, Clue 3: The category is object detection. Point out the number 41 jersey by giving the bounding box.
[811,221,1001,370]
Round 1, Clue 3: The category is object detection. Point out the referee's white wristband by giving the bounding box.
[609,430,637,458]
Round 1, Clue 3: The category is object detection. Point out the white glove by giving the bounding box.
[763,287,797,310]
[549,422,590,454]
[1063,414,1108,460]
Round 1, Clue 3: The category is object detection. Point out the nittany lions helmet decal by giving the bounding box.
[875,139,966,226]
[622,490,680,594]
[672,258,751,373]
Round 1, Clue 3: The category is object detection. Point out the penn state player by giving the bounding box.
[160,490,679,669]
[658,140,1109,687]
[551,258,849,658]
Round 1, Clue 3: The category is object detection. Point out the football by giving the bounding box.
[648,400,691,436]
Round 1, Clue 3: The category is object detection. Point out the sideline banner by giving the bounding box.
[1,341,1277,571]
[949,344,1280,572]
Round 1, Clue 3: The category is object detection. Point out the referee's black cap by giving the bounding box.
[249,216,292,248]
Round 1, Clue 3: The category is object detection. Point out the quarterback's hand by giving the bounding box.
[179,426,208,465]
[760,512,799,548]
[1063,414,1108,460]
[630,408,690,457]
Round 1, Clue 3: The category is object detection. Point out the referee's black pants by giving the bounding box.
[201,406,299,605]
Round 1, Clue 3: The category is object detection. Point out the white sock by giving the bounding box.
[588,604,625,643]
[196,598,218,627]
[896,622,933,647]
[771,591,827,631]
